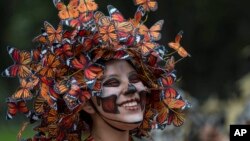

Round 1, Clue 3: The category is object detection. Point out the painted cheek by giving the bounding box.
[96,95,119,114]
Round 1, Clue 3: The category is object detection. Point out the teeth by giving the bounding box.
[122,101,138,107]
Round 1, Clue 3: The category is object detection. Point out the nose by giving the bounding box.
[124,83,137,96]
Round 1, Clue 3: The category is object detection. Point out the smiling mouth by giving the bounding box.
[118,98,141,110]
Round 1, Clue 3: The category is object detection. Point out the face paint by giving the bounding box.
[96,95,119,114]
[91,60,148,130]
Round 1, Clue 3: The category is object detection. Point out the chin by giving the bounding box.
[120,112,144,123]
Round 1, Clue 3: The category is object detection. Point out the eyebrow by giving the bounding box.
[101,74,119,80]
[101,71,137,80]
[128,71,137,77]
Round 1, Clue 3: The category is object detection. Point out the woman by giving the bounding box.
[2,0,190,140]
[82,59,148,141]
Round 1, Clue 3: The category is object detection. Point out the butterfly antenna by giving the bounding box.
[141,13,149,25]
[164,51,177,59]
[174,57,185,64]
[66,68,84,79]
[17,121,29,141]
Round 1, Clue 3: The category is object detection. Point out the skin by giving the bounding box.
[83,60,148,141]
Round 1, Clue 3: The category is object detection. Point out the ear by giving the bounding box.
[82,100,96,114]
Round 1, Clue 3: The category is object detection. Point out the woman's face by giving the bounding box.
[91,60,148,130]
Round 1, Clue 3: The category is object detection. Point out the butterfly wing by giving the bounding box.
[149,20,164,41]
[140,42,158,55]
[2,47,32,78]
[84,64,103,80]
[78,0,98,13]
[34,96,47,114]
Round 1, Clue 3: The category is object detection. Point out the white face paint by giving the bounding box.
[92,60,148,130]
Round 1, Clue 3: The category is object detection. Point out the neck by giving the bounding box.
[91,114,130,141]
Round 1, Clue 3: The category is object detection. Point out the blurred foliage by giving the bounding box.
[0,0,250,140]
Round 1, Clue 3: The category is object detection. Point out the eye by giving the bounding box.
[103,78,120,87]
[129,74,141,83]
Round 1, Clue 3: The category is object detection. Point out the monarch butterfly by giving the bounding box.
[133,0,158,12]
[108,5,133,41]
[68,12,94,28]
[164,98,186,110]
[79,36,99,52]
[53,80,70,95]
[98,16,117,43]
[130,6,145,27]
[139,41,159,56]
[34,96,47,114]
[78,0,98,13]
[94,11,105,23]
[56,0,80,20]
[168,31,191,58]
[163,87,178,99]
[31,46,42,62]
[156,98,186,126]
[12,76,39,100]
[2,47,32,78]
[6,98,31,120]
[67,54,103,80]
[139,20,164,41]
[167,110,185,127]
[32,34,47,44]
[44,21,63,44]
[48,124,59,137]
[154,101,169,124]
[52,43,74,59]
[40,78,58,110]
[39,54,62,78]
[47,109,59,124]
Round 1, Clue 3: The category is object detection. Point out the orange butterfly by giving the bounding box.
[40,81,57,110]
[164,98,186,110]
[139,20,164,41]
[94,11,105,23]
[2,47,32,78]
[56,0,79,20]
[47,109,59,124]
[67,54,103,80]
[133,0,158,12]
[68,12,94,28]
[44,21,63,44]
[12,76,39,100]
[78,0,98,13]
[31,46,42,62]
[34,96,47,114]
[139,41,158,55]
[168,111,185,127]
[154,101,169,124]
[98,16,117,42]
[130,6,145,27]
[53,80,70,94]
[6,98,31,119]
[108,5,134,40]
[163,88,178,99]
[140,108,156,129]
[168,31,191,58]
[52,43,73,59]
[32,34,47,44]
[39,54,62,78]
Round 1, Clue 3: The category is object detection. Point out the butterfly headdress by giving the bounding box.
[2,0,191,140]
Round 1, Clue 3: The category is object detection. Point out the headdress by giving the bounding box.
[2,0,191,140]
